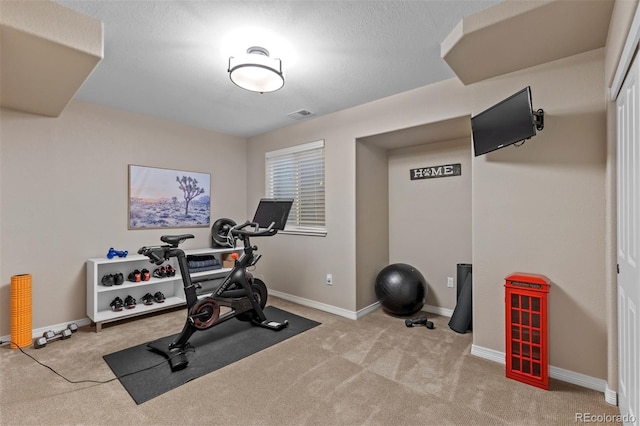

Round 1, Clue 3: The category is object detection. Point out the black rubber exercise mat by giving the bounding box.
[103,306,320,404]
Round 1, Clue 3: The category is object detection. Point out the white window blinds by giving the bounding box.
[265,140,325,234]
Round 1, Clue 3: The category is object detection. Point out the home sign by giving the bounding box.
[410,163,461,180]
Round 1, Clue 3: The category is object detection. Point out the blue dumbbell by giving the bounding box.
[107,248,128,259]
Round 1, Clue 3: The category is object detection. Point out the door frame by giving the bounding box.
[610,4,640,102]
[611,0,640,412]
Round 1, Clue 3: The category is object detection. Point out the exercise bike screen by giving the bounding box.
[252,198,294,230]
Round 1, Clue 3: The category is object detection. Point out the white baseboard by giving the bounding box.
[605,385,618,406]
[269,290,362,319]
[470,344,616,403]
[549,365,608,394]
[424,304,454,318]
[471,344,505,363]
[356,301,381,319]
[1,317,92,346]
[269,290,452,321]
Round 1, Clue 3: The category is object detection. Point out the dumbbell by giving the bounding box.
[405,316,434,329]
[106,247,128,259]
[33,323,78,349]
[41,323,77,338]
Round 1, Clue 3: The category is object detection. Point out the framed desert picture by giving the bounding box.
[128,165,211,229]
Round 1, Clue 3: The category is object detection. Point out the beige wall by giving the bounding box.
[246,79,469,313]
[246,127,359,312]
[355,140,389,310]
[471,49,607,378]
[0,47,610,380]
[2,1,634,387]
[388,138,472,311]
[248,49,609,380]
[0,101,247,334]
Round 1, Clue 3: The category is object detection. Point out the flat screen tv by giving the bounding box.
[471,86,540,157]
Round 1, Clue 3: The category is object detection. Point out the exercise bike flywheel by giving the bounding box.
[189,297,221,330]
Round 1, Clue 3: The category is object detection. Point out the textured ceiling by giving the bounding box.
[54,0,501,138]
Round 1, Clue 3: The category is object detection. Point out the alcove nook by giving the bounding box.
[355,115,473,316]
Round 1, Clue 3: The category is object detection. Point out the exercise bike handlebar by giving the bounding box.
[137,222,276,266]
[230,220,278,237]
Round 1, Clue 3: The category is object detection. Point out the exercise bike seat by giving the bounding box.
[161,234,194,247]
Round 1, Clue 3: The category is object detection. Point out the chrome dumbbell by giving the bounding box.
[33,323,78,349]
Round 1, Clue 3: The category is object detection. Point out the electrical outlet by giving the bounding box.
[326,274,333,285]
[447,277,454,288]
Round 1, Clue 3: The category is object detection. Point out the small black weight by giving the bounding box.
[405,315,434,329]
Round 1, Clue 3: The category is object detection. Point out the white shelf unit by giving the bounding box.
[87,247,241,331]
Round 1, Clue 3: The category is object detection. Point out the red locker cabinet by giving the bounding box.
[505,273,550,390]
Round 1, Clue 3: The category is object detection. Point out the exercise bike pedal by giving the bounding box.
[255,319,289,331]
[147,341,193,372]
[169,351,189,371]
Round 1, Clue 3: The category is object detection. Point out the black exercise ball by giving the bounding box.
[375,263,426,316]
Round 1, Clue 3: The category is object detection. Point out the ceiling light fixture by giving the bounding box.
[228,46,284,93]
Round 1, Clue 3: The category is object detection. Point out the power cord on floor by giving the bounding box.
[0,339,192,385]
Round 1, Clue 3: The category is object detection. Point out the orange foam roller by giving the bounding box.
[11,274,32,349]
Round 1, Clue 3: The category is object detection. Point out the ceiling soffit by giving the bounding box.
[441,0,615,85]
[0,0,103,117]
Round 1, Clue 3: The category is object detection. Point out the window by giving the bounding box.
[265,140,325,235]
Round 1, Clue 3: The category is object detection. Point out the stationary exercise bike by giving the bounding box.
[138,198,293,371]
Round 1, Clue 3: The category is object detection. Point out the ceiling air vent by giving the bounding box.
[288,109,314,120]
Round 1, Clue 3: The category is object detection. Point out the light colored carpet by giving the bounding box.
[0,297,621,425]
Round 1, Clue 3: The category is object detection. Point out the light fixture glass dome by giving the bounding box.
[228,46,284,93]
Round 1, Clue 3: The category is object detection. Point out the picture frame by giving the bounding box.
[128,165,211,229]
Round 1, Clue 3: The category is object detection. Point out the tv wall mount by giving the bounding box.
[533,109,544,131]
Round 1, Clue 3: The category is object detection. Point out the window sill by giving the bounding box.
[280,229,327,237]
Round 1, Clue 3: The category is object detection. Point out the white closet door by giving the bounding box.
[617,47,640,426]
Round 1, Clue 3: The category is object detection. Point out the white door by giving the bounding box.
[617,48,640,426]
